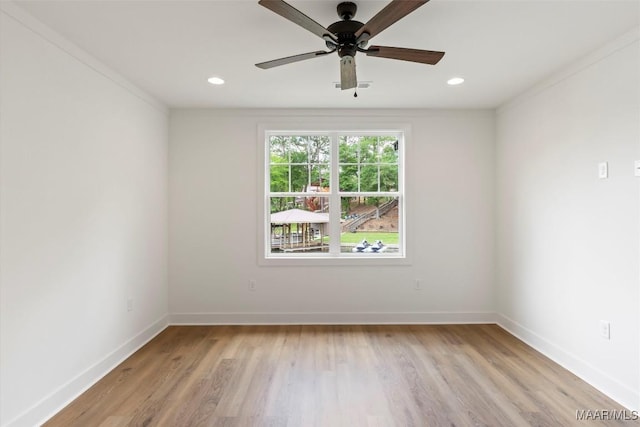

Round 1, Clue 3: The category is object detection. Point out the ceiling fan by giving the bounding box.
[255,0,445,91]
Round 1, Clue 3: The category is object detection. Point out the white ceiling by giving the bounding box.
[12,0,640,109]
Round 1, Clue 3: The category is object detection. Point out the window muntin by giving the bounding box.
[338,136,399,192]
[269,135,330,193]
[266,131,404,259]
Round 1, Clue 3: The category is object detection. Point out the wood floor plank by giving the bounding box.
[44,325,637,427]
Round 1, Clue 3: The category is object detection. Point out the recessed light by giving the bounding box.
[207,76,225,85]
[447,77,465,86]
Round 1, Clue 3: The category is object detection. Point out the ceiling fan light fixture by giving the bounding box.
[447,77,465,86]
[339,55,357,90]
[334,81,371,89]
[207,76,225,85]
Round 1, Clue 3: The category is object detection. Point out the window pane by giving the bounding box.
[339,136,359,163]
[379,165,398,192]
[289,137,309,164]
[308,136,330,164]
[290,165,308,192]
[359,165,379,192]
[269,136,289,161]
[359,137,378,163]
[270,196,295,213]
[339,164,358,192]
[379,137,399,164]
[302,194,330,212]
[340,197,400,254]
[270,165,289,192]
[269,196,329,254]
[310,164,330,190]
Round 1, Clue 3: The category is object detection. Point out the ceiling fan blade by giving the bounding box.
[355,0,429,40]
[259,0,334,41]
[256,50,334,69]
[365,46,445,65]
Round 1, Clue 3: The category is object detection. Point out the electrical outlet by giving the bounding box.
[127,298,134,312]
[414,279,421,290]
[599,320,610,340]
[249,280,257,292]
[598,162,608,179]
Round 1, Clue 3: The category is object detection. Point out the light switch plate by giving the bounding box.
[598,162,608,179]
[635,160,640,177]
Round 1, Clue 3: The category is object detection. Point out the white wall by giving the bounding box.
[0,6,169,426]
[496,30,640,410]
[169,109,495,324]
[3,2,636,423]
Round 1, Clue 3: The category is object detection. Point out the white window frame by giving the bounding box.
[257,122,411,266]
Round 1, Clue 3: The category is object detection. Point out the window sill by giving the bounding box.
[259,254,411,267]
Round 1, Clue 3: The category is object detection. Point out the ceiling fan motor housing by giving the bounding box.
[327,2,364,58]
[327,21,363,57]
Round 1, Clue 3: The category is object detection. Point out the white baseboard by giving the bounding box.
[169,311,498,325]
[496,313,639,412]
[5,315,170,427]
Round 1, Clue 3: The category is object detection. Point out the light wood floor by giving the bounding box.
[45,325,636,427]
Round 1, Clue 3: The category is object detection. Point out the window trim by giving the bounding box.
[257,122,412,266]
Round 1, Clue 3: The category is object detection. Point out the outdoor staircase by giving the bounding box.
[341,199,398,233]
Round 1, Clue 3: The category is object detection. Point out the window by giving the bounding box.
[263,129,405,261]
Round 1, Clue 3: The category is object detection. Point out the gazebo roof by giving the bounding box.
[270,209,329,224]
